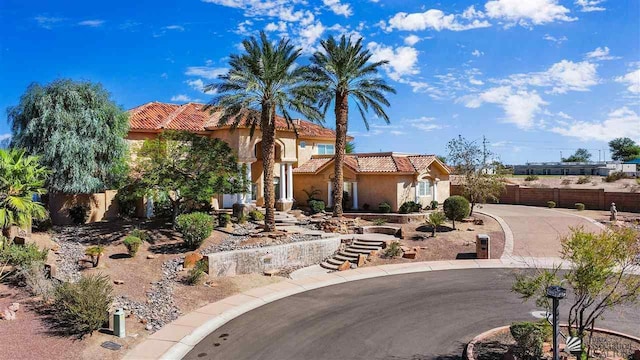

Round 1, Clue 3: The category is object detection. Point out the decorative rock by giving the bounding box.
[402,251,417,259]
[263,269,280,277]
[357,254,366,267]
[1,308,16,320]
[8,303,19,312]
[467,227,475,231]
[183,252,203,269]
[146,254,156,259]
[338,260,351,271]
[145,324,153,331]
[400,246,411,252]
[473,218,484,225]
[114,280,125,285]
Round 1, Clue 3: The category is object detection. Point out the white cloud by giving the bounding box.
[34,16,64,29]
[186,79,217,95]
[404,35,421,46]
[585,46,619,61]
[407,116,442,132]
[185,66,228,80]
[78,19,105,27]
[504,60,599,94]
[367,42,419,81]
[464,86,547,129]
[386,8,491,32]
[543,34,568,45]
[164,25,185,31]
[0,134,12,141]
[265,21,287,32]
[484,0,576,28]
[575,0,606,12]
[550,107,640,141]
[616,68,640,94]
[322,0,352,17]
[171,94,199,102]
[471,49,484,57]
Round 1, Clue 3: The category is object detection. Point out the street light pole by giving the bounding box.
[546,285,567,360]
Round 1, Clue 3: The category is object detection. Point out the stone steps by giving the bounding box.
[320,237,387,270]
[320,261,339,270]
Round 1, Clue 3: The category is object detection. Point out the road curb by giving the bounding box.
[474,209,514,259]
[124,258,570,360]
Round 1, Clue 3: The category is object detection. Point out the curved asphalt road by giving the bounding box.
[185,269,639,360]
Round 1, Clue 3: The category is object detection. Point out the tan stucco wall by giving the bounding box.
[296,139,336,166]
[49,192,119,225]
[357,175,403,211]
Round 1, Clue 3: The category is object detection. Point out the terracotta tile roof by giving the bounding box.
[294,153,446,175]
[356,156,398,172]
[128,101,338,139]
[293,158,332,173]
[408,155,437,172]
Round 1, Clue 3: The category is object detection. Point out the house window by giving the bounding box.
[317,144,335,155]
[417,180,432,197]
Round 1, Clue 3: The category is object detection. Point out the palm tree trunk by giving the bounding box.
[261,105,277,232]
[333,91,348,217]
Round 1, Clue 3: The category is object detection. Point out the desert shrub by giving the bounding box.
[576,176,591,184]
[378,202,391,213]
[217,213,231,227]
[547,201,556,208]
[0,243,48,268]
[129,228,151,243]
[19,262,56,301]
[85,246,104,267]
[575,202,585,211]
[399,201,422,214]
[524,175,539,181]
[509,321,549,360]
[426,211,447,237]
[372,218,387,226]
[235,213,248,224]
[176,212,213,250]
[362,203,370,211]
[605,171,628,182]
[561,178,571,185]
[248,210,264,221]
[68,205,90,225]
[443,196,470,229]
[123,236,142,257]
[384,241,402,257]
[636,178,640,185]
[308,200,325,214]
[186,260,208,285]
[53,274,113,336]
[430,200,439,210]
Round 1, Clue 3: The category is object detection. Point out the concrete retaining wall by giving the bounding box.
[206,237,342,277]
[342,212,428,224]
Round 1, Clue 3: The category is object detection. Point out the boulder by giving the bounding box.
[8,303,19,312]
[113,280,125,285]
[263,269,280,277]
[232,203,255,219]
[1,308,16,321]
[473,218,484,225]
[338,260,351,271]
[357,254,367,267]
[402,251,417,259]
[184,252,204,269]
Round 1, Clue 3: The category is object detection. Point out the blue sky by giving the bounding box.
[1,0,639,164]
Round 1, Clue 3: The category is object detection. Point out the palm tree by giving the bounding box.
[0,149,48,235]
[205,32,322,232]
[308,35,396,217]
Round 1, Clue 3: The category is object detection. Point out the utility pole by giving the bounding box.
[560,151,563,162]
[482,136,488,172]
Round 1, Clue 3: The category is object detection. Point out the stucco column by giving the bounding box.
[415,180,420,203]
[245,163,252,203]
[287,163,293,201]
[327,181,333,207]
[352,182,358,210]
[433,180,438,202]
[279,163,286,201]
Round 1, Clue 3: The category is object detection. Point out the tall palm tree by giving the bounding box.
[0,149,48,234]
[308,35,396,217]
[205,32,322,232]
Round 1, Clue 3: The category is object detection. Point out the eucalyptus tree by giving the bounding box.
[308,35,395,217]
[8,79,129,194]
[205,32,322,231]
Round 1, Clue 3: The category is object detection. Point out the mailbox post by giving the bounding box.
[546,286,566,360]
[476,234,490,259]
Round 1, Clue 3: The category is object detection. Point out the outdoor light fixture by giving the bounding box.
[546,285,567,360]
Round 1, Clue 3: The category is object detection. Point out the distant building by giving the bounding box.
[513,161,634,176]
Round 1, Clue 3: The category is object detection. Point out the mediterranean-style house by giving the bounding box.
[127,101,450,212]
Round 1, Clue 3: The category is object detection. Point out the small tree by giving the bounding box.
[425,211,446,237]
[562,148,592,162]
[443,196,470,230]
[134,131,245,225]
[462,173,505,216]
[512,227,640,358]
[608,137,640,162]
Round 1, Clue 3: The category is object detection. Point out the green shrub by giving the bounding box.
[217,213,231,227]
[426,211,447,237]
[547,201,556,208]
[68,205,90,225]
[605,171,628,182]
[0,243,48,268]
[129,228,151,243]
[372,218,387,226]
[509,321,548,360]
[175,212,213,250]
[384,241,402,257]
[399,201,422,214]
[123,236,142,257]
[378,202,391,213]
[53,274,113,336]
[443,196,470,229]
[561,178,572,185]
[236,213,247,224]
[576,176,591,184]
[85,246,104,267]
[186,260,208,285]
[308,200,325,214]
[575,202,585,211]
[248,210,264,221]
[430,200,439,210]
[19,261,56,301]
[524,175,539,181]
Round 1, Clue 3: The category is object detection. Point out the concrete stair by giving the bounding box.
[320,237,386,270]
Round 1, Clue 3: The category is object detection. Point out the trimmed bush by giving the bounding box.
[378,202,391,213]
[129,229,151,243]
[443,196,470,230]
[53,274,113,336]
[575,202,585,211]
[186,260,208,285]
[308,200,325,214]
[510,321,550,360]
[85,246,104,268]
[524,175,539,181]
[248,210,264,221]
[0,243,48,268]
[68,205,90,225]
[176,212,213,250]
[384,241,402,257]
[123,236,142,257]
[399,201,422,214]
[430,200,439,210]
[547,201,556,208]
[217,213,231,227]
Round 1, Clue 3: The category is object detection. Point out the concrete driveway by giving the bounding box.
[477,204,603,258]
[183,269,639,360]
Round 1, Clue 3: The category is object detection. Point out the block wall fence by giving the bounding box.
[450,184,640,213]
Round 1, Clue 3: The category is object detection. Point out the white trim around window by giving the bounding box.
[316,144,335,155]
[417,180,432,197]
